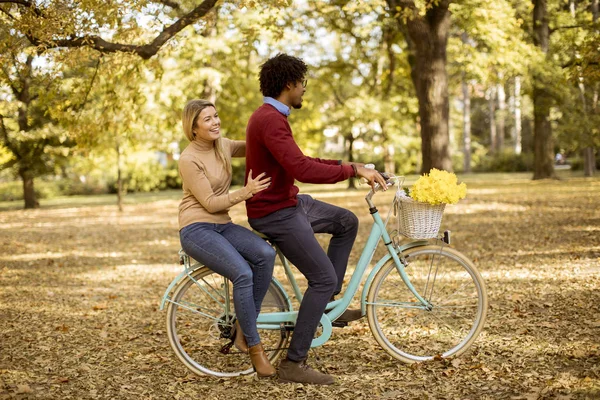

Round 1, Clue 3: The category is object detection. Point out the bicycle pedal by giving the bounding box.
[219,341,234,355]
[331,321,348,328]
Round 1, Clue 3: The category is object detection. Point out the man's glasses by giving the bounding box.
[301,79,307,88]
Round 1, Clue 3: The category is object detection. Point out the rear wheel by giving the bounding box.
[166,265,291,377]
[367,245,487,363]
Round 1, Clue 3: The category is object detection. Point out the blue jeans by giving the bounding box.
[179,222,276,347]
[249,194,359,362]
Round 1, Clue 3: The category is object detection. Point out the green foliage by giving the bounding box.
[473,149,534,172]
[0,180,74,201]
[569,154,600,171]
[449,0,533,84]
[2,0,599,203]
[102,155,182,193]
[0,155,182,201]
[0,181,31,202]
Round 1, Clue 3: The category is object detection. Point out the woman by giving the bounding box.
[178,99,276,377]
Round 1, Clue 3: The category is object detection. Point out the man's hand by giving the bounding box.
[356,167,388,191]
[342,161,365,168]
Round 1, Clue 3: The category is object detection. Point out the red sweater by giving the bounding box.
[245,104,355,218]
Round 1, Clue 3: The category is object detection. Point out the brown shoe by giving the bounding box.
[230,320,248,353]
[335,308,363,323]
[278,358,335,385]
[248,343,276,378]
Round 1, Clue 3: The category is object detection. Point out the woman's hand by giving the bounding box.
[246,170,271,195]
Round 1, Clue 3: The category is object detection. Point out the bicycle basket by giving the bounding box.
[395,194,445,239]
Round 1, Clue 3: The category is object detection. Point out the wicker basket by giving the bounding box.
[395,194,445,239]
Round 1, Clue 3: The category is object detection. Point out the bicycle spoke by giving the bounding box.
[434,280,474,302]
[367,246,487,362]
[190,275,226,304]
[167,267,291,377]
[367,300,428,309]
[433,303,478,309]
[427,312,465,338]
[170,299,223,320]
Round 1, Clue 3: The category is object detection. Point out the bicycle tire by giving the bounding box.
[166,265,290,377]
[367,245,487,363]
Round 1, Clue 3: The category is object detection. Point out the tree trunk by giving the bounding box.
[116,142,124,212]
[496,81,506,151]
[345,134,357,189]
[583,148,596,176]
[411,40,451,173]
[583,0,598,177]
[380,120,396,175]
[384,144,396,175]
[487,86,497,153]
[19,166,38,209]
[532,0,557,179]
[533,86,556,179]
[387,0,452,173]
[514,76,523,154]
[462,75,472,173]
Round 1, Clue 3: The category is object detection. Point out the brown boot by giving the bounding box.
[248,343,276,378]
[231,320,248,353]
[278,358,335,385]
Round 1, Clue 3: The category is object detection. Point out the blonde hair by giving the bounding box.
[182,99,231,174]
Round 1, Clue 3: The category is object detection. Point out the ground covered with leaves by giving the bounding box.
[1,174,599,399]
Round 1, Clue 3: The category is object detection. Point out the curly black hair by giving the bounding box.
[259,53,308,98]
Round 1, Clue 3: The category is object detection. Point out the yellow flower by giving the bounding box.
[410,169,467,205]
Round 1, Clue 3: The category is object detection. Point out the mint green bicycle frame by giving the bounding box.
[161,186,433,348]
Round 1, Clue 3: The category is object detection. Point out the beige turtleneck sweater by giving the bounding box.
[178,137,253,229]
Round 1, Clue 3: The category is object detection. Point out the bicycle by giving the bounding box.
[160,176,488,377]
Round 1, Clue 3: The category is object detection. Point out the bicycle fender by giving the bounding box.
[270,276,294,312]
[159,266,294,312]
[159,263,203,310]
[360,241,428,314]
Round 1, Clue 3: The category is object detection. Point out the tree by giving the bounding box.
[0,0,220,208]
[559,0,599,176]
[0,42,89,207]
[449,0,531,170]
[532,0,558,179]
[527,0,599,179]
[299,2,418,181]
[75,54,157,211]
[385,0,452,173]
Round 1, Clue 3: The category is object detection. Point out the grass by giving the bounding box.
[0,169,586,212]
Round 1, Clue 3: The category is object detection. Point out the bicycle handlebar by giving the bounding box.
[365,172,402,204]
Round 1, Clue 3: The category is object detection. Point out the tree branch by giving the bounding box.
[154,0,181,10]
[0,0,43,16]
[0,6,16,20]
[81,56,101,108]
[562,60,599,68]
[0,64,21,98]
[550,24,589,33]
[0,114,22,160]
[17,0,218,59]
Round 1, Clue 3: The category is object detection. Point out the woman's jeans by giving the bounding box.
[179,222,276,347]
[249,194,359,362]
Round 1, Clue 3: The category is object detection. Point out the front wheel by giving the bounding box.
[165,265,291,377]
[367,245,488,363]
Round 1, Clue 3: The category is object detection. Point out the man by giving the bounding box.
[245,53,387,385]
